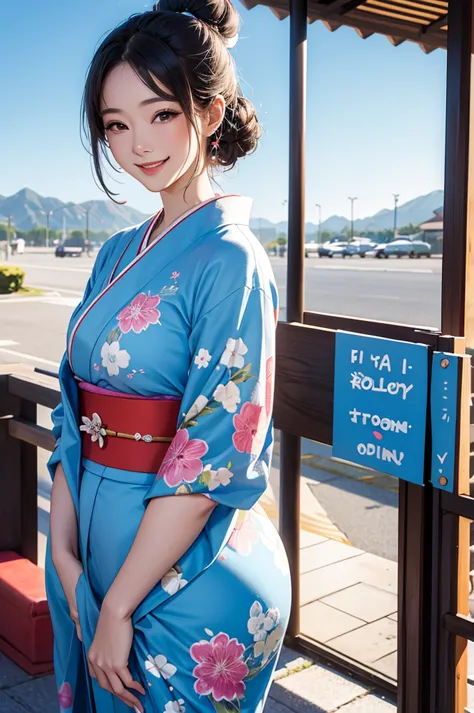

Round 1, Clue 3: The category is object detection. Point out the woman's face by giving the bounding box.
[100,62,205,193]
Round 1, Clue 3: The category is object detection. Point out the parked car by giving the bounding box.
[317,240,348,258]
[342,239,377,258]
[304,237,342,257]
[374,238,432,259]
[304,241,319,257]
[55,236,85,258]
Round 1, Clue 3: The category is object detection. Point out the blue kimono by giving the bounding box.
[45,194,291,713]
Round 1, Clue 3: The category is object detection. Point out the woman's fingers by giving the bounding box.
[107,671,144,712]
[118,667,146,696]
[91,664,114,696]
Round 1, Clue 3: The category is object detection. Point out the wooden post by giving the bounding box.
[441,1,474,710]
[0,366,39,563]
[280,0,307,642]
[0,370,21,554]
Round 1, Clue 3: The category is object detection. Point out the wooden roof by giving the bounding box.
[240,0,448,53]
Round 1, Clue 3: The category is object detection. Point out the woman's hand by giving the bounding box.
[88,601,146,712]
[54,551,84,642]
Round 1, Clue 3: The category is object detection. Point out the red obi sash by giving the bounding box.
[78,384,181,473]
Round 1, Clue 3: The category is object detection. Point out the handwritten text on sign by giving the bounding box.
[333,332,429,484]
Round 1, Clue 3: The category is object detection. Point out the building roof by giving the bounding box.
[240,0,448,53]
[420,220,443,230]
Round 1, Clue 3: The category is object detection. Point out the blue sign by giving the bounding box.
[333,331,429,484]
[430,352,462,493]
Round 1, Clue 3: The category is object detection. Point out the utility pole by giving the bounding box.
[6,216,12,261]
[393,193,400,240]
[348,197,357,242]
[316,203,322,243]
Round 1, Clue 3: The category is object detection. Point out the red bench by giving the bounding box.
[0,551,53,675]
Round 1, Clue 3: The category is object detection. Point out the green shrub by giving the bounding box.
[0,265,25,293]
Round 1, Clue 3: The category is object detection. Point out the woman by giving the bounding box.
[46,1,291,711]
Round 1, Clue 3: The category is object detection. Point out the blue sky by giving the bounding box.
[0,0,447,224]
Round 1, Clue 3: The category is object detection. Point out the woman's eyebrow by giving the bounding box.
[101,97,168,117]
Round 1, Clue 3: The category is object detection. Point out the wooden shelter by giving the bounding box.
[236,0,474,711]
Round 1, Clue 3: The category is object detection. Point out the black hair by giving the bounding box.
[81,0,262,203]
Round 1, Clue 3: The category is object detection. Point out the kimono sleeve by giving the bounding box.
[46,235,121,480]
[144,284,276,511]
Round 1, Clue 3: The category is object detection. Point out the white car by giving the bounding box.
[317,240,348,258]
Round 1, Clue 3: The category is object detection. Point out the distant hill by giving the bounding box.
[250,190,444,236]
[0,188,149,233]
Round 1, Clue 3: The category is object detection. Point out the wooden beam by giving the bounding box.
[423,11,448,34]
[325,0,368,13]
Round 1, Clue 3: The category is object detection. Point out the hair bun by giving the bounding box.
[217,95,262,170]
[155,0,239,45]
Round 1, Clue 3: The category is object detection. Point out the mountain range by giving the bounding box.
[249,190,444,236]
[0,187,444,236]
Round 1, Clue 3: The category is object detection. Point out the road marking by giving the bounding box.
[0,296,80,307]
[15,262,93,274]
[0,347,59,368]
[28,284,84,296]
[43,296,81,308]
[0,340,19,347]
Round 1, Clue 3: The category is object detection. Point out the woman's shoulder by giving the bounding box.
[201,222,273,280]
[190,222,277,317]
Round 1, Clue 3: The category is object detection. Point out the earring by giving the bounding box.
[210,139,220,162]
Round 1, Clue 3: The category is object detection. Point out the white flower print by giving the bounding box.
[220,338,248,369]
[161,565,188,595]
[145,654,177,679]
[213,381,241,413]
[100,340,130,377]
[164,700,185,713]
[194,348,212,369]
[184,395,208,422]
[202,464,234,491]
[248,602,281,641]
[79,412,107,449]
[253,624,284,664]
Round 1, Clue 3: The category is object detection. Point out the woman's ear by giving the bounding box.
[206,95,226,137]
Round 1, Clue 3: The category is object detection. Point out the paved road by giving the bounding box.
[1,251,440,563]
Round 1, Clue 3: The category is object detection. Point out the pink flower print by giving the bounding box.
[190,632,248,701]
[171,271,180,280]
[93,363,100,372]
[158,428,208,487]
[265,356,274,418]
[117,293,161,334]
[58,682,73,710]
[228,513,259,556]
[232,402,263,454]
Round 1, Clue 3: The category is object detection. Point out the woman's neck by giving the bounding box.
[158,172,216,232]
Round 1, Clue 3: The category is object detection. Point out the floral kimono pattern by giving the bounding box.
[45,194,291,713]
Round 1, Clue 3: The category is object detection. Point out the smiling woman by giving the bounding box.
[46,1,290,712]
[82,0,261,216]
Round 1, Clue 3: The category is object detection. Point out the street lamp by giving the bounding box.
[348,197,357,242]
[393,194,400,240]
[39,202,75,249]
[315,203,322,243]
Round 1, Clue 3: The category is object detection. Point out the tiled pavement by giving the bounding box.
[0,647,396,713]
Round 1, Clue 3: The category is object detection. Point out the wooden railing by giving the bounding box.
[0,364,59,565]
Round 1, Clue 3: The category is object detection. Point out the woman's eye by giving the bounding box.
[154,111,179,123]
[105,121,126,132]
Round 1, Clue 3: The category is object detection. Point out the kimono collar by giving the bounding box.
[67,194,252,374]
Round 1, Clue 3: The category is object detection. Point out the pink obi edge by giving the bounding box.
[77,380,180,401]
